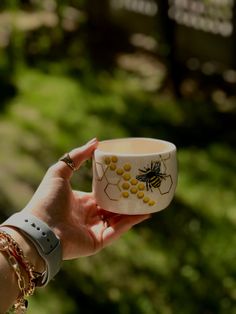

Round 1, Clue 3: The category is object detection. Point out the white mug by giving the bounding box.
[93,138,177,215]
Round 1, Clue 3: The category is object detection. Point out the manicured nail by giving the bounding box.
[86,138,98,146]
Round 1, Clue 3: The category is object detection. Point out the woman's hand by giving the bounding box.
[22,138,150,260]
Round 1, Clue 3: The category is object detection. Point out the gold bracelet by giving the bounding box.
[4,251,28,313]
[0,230,39,313]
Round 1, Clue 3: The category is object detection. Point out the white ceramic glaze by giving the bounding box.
[92,138,177,214]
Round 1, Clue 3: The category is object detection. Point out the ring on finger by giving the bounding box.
[59,153,77,171]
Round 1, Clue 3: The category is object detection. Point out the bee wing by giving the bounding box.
[154,161,161,170]
[136,174,147,182]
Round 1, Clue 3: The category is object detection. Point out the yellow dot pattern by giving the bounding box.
[130,178,138,185]
[122,182,130,190]
[123,173,131,181]
[103,155,156,207]
[130,187,138,194]
[110,164,116,171]
[111,156,118,163]
[116,168,124,175]
[123,163,131,171]
[137,191,144,199]
[143,196,150,203]
[138,183,145,190]
[120,160,156,206]
[104,157,111,165]
[148,200,156,206]
[104,155,118,172]
[122,191,129,198]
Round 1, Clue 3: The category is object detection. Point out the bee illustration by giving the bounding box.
[136,161,167,192]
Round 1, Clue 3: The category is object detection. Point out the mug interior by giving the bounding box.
[97,138,175,155]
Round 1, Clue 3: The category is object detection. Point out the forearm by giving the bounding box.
[0,228,45,313]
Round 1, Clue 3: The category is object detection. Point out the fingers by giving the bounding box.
[48,138,98,179]
[102,214,151,247]
[69,137,98,170]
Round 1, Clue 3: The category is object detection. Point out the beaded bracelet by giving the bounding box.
[0,230,40,313]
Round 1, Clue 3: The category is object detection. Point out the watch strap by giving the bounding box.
[1,212,62,286]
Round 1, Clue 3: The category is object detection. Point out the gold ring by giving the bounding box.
[59,153,76,171]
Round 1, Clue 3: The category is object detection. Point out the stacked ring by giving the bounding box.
[59,153,76,171]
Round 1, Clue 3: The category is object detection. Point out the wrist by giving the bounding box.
[0,228,43,312]
[0,226,45,273]
[2,212,63,286]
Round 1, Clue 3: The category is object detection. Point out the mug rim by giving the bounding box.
[95,137,176,157]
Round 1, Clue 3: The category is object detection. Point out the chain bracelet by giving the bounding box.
[0,230,38,313]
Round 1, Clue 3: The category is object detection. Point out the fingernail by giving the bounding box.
[86,138,98,146]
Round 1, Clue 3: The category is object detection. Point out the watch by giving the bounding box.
[1,212,62,286]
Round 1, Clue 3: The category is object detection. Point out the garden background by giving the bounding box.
[0,1,236,313]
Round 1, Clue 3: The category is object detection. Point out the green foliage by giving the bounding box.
[0,64,236,314]
[0,2,236,314]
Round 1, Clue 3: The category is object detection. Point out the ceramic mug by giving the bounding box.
[92,138,177,215]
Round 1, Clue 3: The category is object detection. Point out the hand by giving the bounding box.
[22,138,150,260]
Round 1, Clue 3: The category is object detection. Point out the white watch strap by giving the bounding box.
[2,212,62,286]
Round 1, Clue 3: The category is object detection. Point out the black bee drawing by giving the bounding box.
[136,161,167,192]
